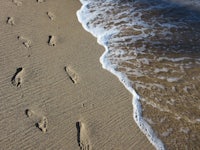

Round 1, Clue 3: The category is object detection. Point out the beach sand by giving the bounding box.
[0,0,154,149]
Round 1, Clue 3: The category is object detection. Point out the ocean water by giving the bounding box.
[77,0,200,149]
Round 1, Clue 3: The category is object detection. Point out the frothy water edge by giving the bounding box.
[76,1,165,149]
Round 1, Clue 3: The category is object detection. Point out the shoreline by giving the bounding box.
[77,2,164,149]
[0,0,154,149]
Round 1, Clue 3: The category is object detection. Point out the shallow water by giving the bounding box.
[77,0,200,149]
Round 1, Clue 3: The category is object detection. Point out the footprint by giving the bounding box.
[13,0,22,6]
[37,0,45,3]
[11,67,24,87]
[7,17,15,25]
[76,122,91,150]
[36,117,48,133]
[25,109,48,133]
[47,12,55,20]
[64,66,78,84]
[25,109,35,117]
[18,36,31,48]
[48,35,56,46]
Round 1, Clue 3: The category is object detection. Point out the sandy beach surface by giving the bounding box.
[0,0,154,149]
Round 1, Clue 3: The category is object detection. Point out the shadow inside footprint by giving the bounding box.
[76,122,81,147]
[37,0,45,3]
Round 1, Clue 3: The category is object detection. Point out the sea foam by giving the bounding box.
[77,0,200,149]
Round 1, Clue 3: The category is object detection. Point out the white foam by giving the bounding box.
[167,77,181,82]
[154,68,169,73]
[77,1,165,149]
[157,57,191,62]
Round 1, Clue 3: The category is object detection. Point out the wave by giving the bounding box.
[76,0,200,149]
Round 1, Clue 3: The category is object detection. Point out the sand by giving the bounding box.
[0,0,154,149]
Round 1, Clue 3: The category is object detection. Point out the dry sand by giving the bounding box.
[0,0,154,149]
